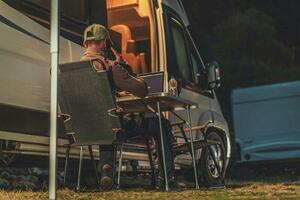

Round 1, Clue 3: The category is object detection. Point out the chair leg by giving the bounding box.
[145,137,156,188]
[88,145,100,190]
[63,146,71,186]
[76,146,83,191]
[117,144,123,189]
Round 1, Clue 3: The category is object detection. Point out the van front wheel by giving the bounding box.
[198,131,226,187]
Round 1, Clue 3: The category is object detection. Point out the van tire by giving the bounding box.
[198,131,226,187]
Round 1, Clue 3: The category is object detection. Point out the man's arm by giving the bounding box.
[112,63,148,98]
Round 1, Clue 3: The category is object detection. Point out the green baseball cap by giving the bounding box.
[83,24,113,45]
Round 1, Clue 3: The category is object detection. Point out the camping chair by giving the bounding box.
[58,60,155,190]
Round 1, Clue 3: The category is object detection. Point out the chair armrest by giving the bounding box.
[173,124,207,134]
[58,113,71,121]
[107,107,124,117]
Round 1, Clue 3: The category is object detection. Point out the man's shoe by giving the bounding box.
[100,176,113,190]
[100,164,114,190]
[155,173,176,190]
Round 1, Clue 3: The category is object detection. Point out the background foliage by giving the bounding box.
[182,0,300,128]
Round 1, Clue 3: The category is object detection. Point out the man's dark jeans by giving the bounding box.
[98,116,175,189]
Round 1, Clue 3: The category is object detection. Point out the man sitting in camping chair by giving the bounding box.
[80,24,175,190]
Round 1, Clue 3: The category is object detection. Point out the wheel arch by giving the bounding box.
[205,125,231,169]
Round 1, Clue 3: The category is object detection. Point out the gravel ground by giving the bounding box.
[0,167,65,191]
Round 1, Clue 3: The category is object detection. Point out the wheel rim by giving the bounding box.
[206,142,224,178]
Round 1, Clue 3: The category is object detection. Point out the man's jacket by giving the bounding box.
[80,49,148,98]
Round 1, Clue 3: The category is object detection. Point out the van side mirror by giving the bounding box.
[207,61,221,90]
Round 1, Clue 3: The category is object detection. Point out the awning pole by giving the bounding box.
[49,0,59,199]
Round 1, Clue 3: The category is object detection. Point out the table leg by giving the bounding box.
[186,106,200,189]
[157,101,169,191]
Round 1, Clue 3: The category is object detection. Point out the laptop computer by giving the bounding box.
[139,72,164,94]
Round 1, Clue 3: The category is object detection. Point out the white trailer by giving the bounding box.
[232,81,300,163]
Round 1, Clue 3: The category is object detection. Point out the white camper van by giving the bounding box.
[0,0,230,186]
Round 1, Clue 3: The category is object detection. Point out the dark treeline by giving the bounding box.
[182,0,300,129]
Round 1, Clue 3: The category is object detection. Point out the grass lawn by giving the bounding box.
[1,184,300,200]
[2,166,300,199]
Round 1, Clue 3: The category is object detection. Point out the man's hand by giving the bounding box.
[111,47,124,63]
[117,91,131,97]
[107,59,116,67]
[107,47,125,67]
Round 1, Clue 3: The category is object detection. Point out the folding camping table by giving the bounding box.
[116,92,201,191]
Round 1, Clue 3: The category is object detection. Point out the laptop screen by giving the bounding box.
[139,72,164,94]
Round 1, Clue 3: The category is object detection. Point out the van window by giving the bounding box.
[3,0,106,45]
[26,0,49,9]
[189,39,203,85]
[165,11,206,90]
[4,0,89,24]
[190,50,200,85]
[12,0,89,24]
[168,18,192,83]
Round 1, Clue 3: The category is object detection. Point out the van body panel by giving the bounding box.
[209,91,230,158]
[232,81,300,163]
[0,0,84,111]
[0,0,50,44]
